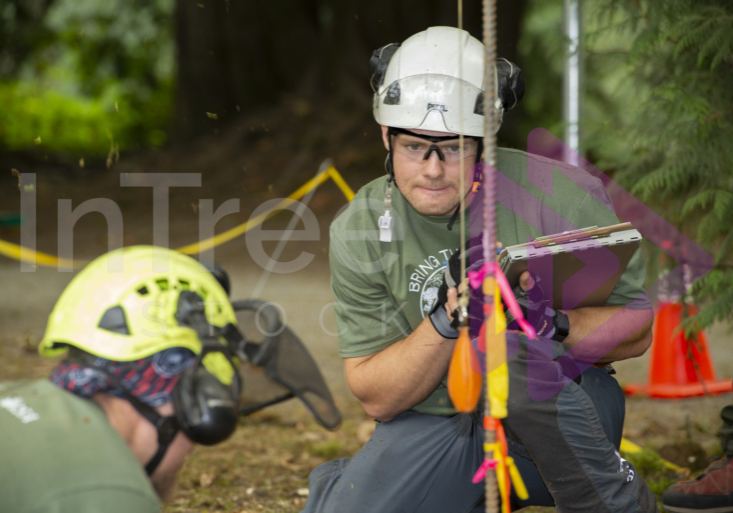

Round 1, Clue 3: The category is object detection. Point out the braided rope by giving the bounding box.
[481,0,500,512]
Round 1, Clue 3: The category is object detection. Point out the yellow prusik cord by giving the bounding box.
[486,278,508,418]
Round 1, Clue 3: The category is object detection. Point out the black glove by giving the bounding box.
[504,277,570,342]
[429,245,484,338]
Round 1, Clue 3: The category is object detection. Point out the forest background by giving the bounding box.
[1,0,731,332]
[0,1,732,511]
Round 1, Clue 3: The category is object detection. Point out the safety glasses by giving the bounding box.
[390,127,479,164]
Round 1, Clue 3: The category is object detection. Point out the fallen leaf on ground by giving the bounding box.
[301,431,323,443]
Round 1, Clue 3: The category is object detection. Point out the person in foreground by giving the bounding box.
[0,246,244,513]
[662,404,733,513]
[301,27,659,512]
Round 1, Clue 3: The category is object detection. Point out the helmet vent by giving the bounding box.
[384,82,401,105]
[98,306,130,335]
[179,280,191,290]
[369,42,400,92]
[156,279,169,290]
[473,92,485,116]
[137,286,149,296]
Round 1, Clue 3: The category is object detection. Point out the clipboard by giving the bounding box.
[498,222,642,310]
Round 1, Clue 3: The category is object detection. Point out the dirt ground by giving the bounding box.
[1,151,731,512]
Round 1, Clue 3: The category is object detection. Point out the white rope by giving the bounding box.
[458,0,467,311]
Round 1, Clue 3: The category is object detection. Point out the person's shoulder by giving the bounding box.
[497,147,605,192]
[330,175,389,234]
[35,487,160,513]
[0,380,159,513]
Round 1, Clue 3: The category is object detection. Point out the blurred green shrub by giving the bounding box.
[521,0,733,333]
[588,1,733,334]
[0,0,174,154]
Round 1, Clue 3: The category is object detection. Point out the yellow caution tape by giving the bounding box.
[0,165,355,269]
[176,167,339,255]
[0,239,77,269]
[620,437,681,471]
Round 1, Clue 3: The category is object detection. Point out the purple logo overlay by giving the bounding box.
[469,128,713,401]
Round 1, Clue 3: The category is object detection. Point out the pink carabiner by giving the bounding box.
[472,458,498,484]
[467,263,537,340]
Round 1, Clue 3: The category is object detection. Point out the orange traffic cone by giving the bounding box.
[624,302,733,398]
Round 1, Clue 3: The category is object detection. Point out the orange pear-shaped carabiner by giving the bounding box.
[448,326,482,412]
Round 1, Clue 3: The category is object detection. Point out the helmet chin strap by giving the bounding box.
[385,128,396,185]
[101,368,180,476]
[447,189,473,232]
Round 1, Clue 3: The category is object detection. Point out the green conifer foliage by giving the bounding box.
[590,0,733,335]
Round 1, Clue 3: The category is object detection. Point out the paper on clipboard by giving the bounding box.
[498,222,642,310]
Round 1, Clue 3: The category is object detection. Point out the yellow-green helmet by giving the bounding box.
[39,246,237,361]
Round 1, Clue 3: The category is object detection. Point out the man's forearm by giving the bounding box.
[564,306,653,365]
[344,317,455,422]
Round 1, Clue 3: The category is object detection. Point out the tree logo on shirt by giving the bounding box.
[407,249,455,318]
[420,268,445,317]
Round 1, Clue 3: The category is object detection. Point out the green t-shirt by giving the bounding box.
[330,148,649,416]
[0,379,160,513]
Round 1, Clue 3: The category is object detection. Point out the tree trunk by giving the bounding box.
[496,0,529,149]
[174,0,320,141]
[173,0,527,143]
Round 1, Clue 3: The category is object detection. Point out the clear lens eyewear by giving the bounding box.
[391,129,479,164]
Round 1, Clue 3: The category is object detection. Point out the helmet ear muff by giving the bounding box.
[172,350,241,446]
[496,58,524,112]
[173,290,242,446]
[369,43,401,92]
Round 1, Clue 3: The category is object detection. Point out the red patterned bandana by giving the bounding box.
[50,348,195,407]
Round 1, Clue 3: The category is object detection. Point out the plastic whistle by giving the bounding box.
[447,326,482,413]
[378,211,393,242]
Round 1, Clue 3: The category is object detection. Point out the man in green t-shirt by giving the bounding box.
[1,246,245,513]
[302,27,659,513]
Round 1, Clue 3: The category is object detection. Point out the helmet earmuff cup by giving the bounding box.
[172,348,241,446]
[369,42,400,92]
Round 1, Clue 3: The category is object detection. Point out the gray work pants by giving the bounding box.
[303,337,659,513]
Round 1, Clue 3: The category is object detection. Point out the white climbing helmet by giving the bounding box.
[370,26,510,137]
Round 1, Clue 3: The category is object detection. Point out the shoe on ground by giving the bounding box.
[662,455,733,513]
